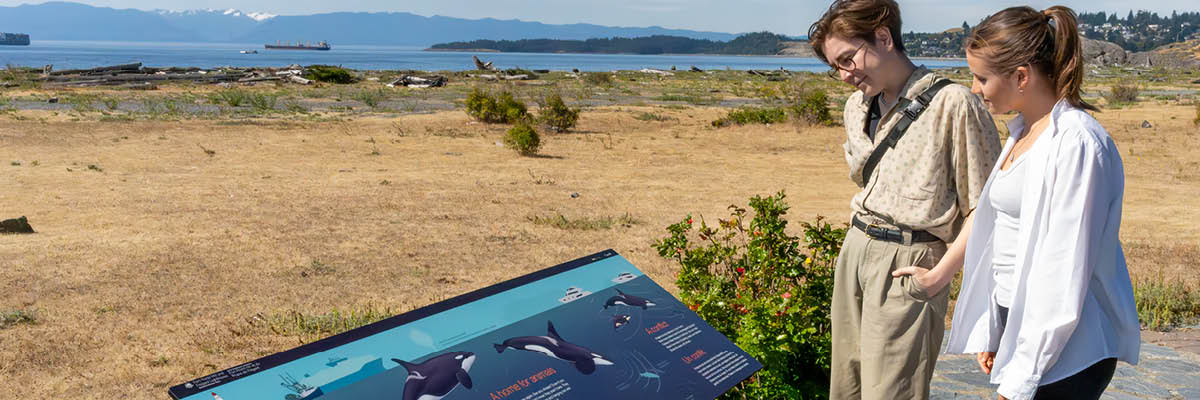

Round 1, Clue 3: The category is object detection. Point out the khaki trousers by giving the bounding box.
[830,227,949,400]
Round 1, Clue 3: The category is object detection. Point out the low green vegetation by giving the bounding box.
[304,65,357,84]
[633,111,675,122]
[1193,102,1199,127]
[1105,82,1140,105]
[465,88,529,124]
[1136,276,1200,330]
[257,306,394,342]
[528,213,640,230]
[656,192,840,398]
[351,88,388,108]
[789,87,835,126]
[582,72,614,86]
[537,93,579,132]
[1,309,39,329]
[504,122,541,155]
[712,107,787,127]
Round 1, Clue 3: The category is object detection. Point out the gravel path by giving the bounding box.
[931,330,1200,399]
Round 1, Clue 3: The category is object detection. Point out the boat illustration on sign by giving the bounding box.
[558,286,592,303]
[280,356,385,399]
[611,272,636,283]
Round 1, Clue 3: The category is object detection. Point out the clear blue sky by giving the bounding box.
[1,0,1196,35]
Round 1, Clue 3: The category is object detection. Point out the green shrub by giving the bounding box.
[1105,82,1140,105]
[304,65,357,84]
[790,87,835,126]
[582,72,614,86]
[1135,275,1200,331]
[538,94,580,132]
[465,88,529,124]
[211,89,250,107]
[247,92,278,112]
[655,192,840,399]
[504,122,541,155]
[352,88,388,108]
[712,107,788,127]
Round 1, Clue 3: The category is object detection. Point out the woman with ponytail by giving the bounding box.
[891,5,1140,400]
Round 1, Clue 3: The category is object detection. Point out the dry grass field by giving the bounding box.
[1,70,1198,399]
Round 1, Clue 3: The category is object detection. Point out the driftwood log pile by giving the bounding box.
[387,75,447,88]
[37,63,320,87]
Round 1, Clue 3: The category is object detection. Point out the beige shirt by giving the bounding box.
[843,67,1002,242]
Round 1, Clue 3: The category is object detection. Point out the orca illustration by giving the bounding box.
[391,351,475,400]
[603,289,656,310]
[611,315,631,329]
[493,321,614,374]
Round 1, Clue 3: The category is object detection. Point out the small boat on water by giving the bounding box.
[240,50,258,54]
[265,40,331,51]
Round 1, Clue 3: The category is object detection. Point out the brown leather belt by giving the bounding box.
[852,216,941,244]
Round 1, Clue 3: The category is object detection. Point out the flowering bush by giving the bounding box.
[655,191,844,399]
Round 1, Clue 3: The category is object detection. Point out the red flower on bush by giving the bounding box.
[736,267,745,274]
[782,292,792,299]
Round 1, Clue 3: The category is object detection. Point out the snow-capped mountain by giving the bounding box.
[154,8,272,42]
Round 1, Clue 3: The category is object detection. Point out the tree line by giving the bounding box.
[429,32,793,55]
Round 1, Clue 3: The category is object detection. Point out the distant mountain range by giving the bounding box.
[0,1,741,46]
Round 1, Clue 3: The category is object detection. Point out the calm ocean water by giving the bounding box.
[0,40,966,72]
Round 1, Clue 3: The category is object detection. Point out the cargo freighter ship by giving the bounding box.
[0,32,30,46]
[264,40,330,51]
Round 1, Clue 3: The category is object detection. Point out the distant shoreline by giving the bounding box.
[425,47,967,61]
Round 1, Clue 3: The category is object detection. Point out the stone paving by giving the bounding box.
[931,331,1200,399]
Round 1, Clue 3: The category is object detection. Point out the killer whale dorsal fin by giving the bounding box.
[456,369,473,389]
[615,288,626,296]
[391,358,417,371]
[546,321,563,341]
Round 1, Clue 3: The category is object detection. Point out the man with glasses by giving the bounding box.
[808,1,1001,399]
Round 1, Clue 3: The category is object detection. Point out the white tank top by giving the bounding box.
[989,154,1029,308]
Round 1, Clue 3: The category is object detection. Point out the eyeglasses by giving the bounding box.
[826,41,867,80]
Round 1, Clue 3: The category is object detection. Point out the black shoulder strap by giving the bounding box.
[861,78,954,184]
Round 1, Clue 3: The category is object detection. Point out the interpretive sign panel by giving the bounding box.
[169,250,761,400]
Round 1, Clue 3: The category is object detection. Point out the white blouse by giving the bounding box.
[945,100,1141,400]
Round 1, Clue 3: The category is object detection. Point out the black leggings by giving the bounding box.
[997,306,1118,400]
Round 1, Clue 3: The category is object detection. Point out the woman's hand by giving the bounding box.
[977,351,996,374]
